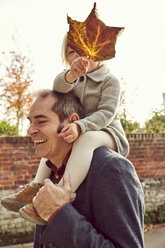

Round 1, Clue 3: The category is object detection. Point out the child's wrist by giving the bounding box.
[75,123,81,136]
[65,71,77,84]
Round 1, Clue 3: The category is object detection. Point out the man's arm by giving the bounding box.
[41,203,116,248]
[37,148,145,248]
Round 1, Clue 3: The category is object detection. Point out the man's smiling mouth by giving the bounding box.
[33,139,47,144]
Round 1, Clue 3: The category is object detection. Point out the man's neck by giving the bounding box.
[49,143,72,168]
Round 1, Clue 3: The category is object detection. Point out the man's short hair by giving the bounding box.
[36,89,85,122]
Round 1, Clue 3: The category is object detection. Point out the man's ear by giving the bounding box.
[68,113,79,123]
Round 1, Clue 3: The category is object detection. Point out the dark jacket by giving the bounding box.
[34,147,145,248]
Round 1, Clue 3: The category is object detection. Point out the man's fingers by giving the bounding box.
[44,178,53,186]
[32,195,36,204]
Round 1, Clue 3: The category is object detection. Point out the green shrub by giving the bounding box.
[144,205,165,224]
[0,120,18,136]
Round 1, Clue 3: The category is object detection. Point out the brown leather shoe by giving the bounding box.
[1,183,41,212]
[19,204,48,225]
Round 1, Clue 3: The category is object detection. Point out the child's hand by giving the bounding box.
[58,123,81,143]
[66,58,89,83]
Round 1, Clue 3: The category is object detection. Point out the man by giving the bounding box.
[12,90,146,247]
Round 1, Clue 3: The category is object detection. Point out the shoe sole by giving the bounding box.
[1,199,29,212]
[19,208,48,225]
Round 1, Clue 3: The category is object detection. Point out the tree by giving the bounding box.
[143,109,165,133]
[120,110,140,134]
[0,50,33,135]
[119,78,140,133]
[0,120,17,136]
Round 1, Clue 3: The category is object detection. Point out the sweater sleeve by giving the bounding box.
[54,71,121,134]
[53,70,78,93]
[75,75,121,133]
[40,149,145,248]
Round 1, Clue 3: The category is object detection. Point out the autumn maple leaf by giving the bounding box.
[67,2,124,61]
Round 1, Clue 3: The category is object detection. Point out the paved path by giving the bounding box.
[1,227,165,248]
[144,226,165,248]
[0,243,33,248]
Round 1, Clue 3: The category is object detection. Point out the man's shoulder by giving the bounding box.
[89,147,142,194]
[91,146,135,175]
[92,146,129,165]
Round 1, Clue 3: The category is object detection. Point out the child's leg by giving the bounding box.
[31,158,51,185]
[59,131,116,192]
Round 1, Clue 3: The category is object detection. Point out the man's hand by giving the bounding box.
[66,57,89,83]
[58,123,81,143]
[33,172,71,221]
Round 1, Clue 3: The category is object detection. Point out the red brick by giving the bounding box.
[0,134,165,189]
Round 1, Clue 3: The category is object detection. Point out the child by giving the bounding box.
[1,6,129,225]
[52,42,130,194]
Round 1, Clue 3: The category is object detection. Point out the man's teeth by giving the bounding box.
[34,139,47,144]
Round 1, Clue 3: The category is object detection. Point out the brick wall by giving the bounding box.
[127,133,165,210]
[0,137,37,246]
[0,188,35,246]
[0,134,165,245]
[0,134,165,190]
[127,133,165,178]
[0,137,39,190]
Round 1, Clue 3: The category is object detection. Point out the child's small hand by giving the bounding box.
[66,58,89,83]
[71,57,89,76]
[58,123,81,143]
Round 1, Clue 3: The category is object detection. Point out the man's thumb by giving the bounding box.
[44,178,52,185]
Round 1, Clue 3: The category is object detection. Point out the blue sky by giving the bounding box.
[0,0,165,127]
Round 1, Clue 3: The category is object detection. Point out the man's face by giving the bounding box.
[27,95,67,161]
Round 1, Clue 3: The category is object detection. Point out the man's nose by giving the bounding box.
[27,124,38,136]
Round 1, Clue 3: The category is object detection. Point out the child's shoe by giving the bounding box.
[1,183,41,212]
[19,204,48,225]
